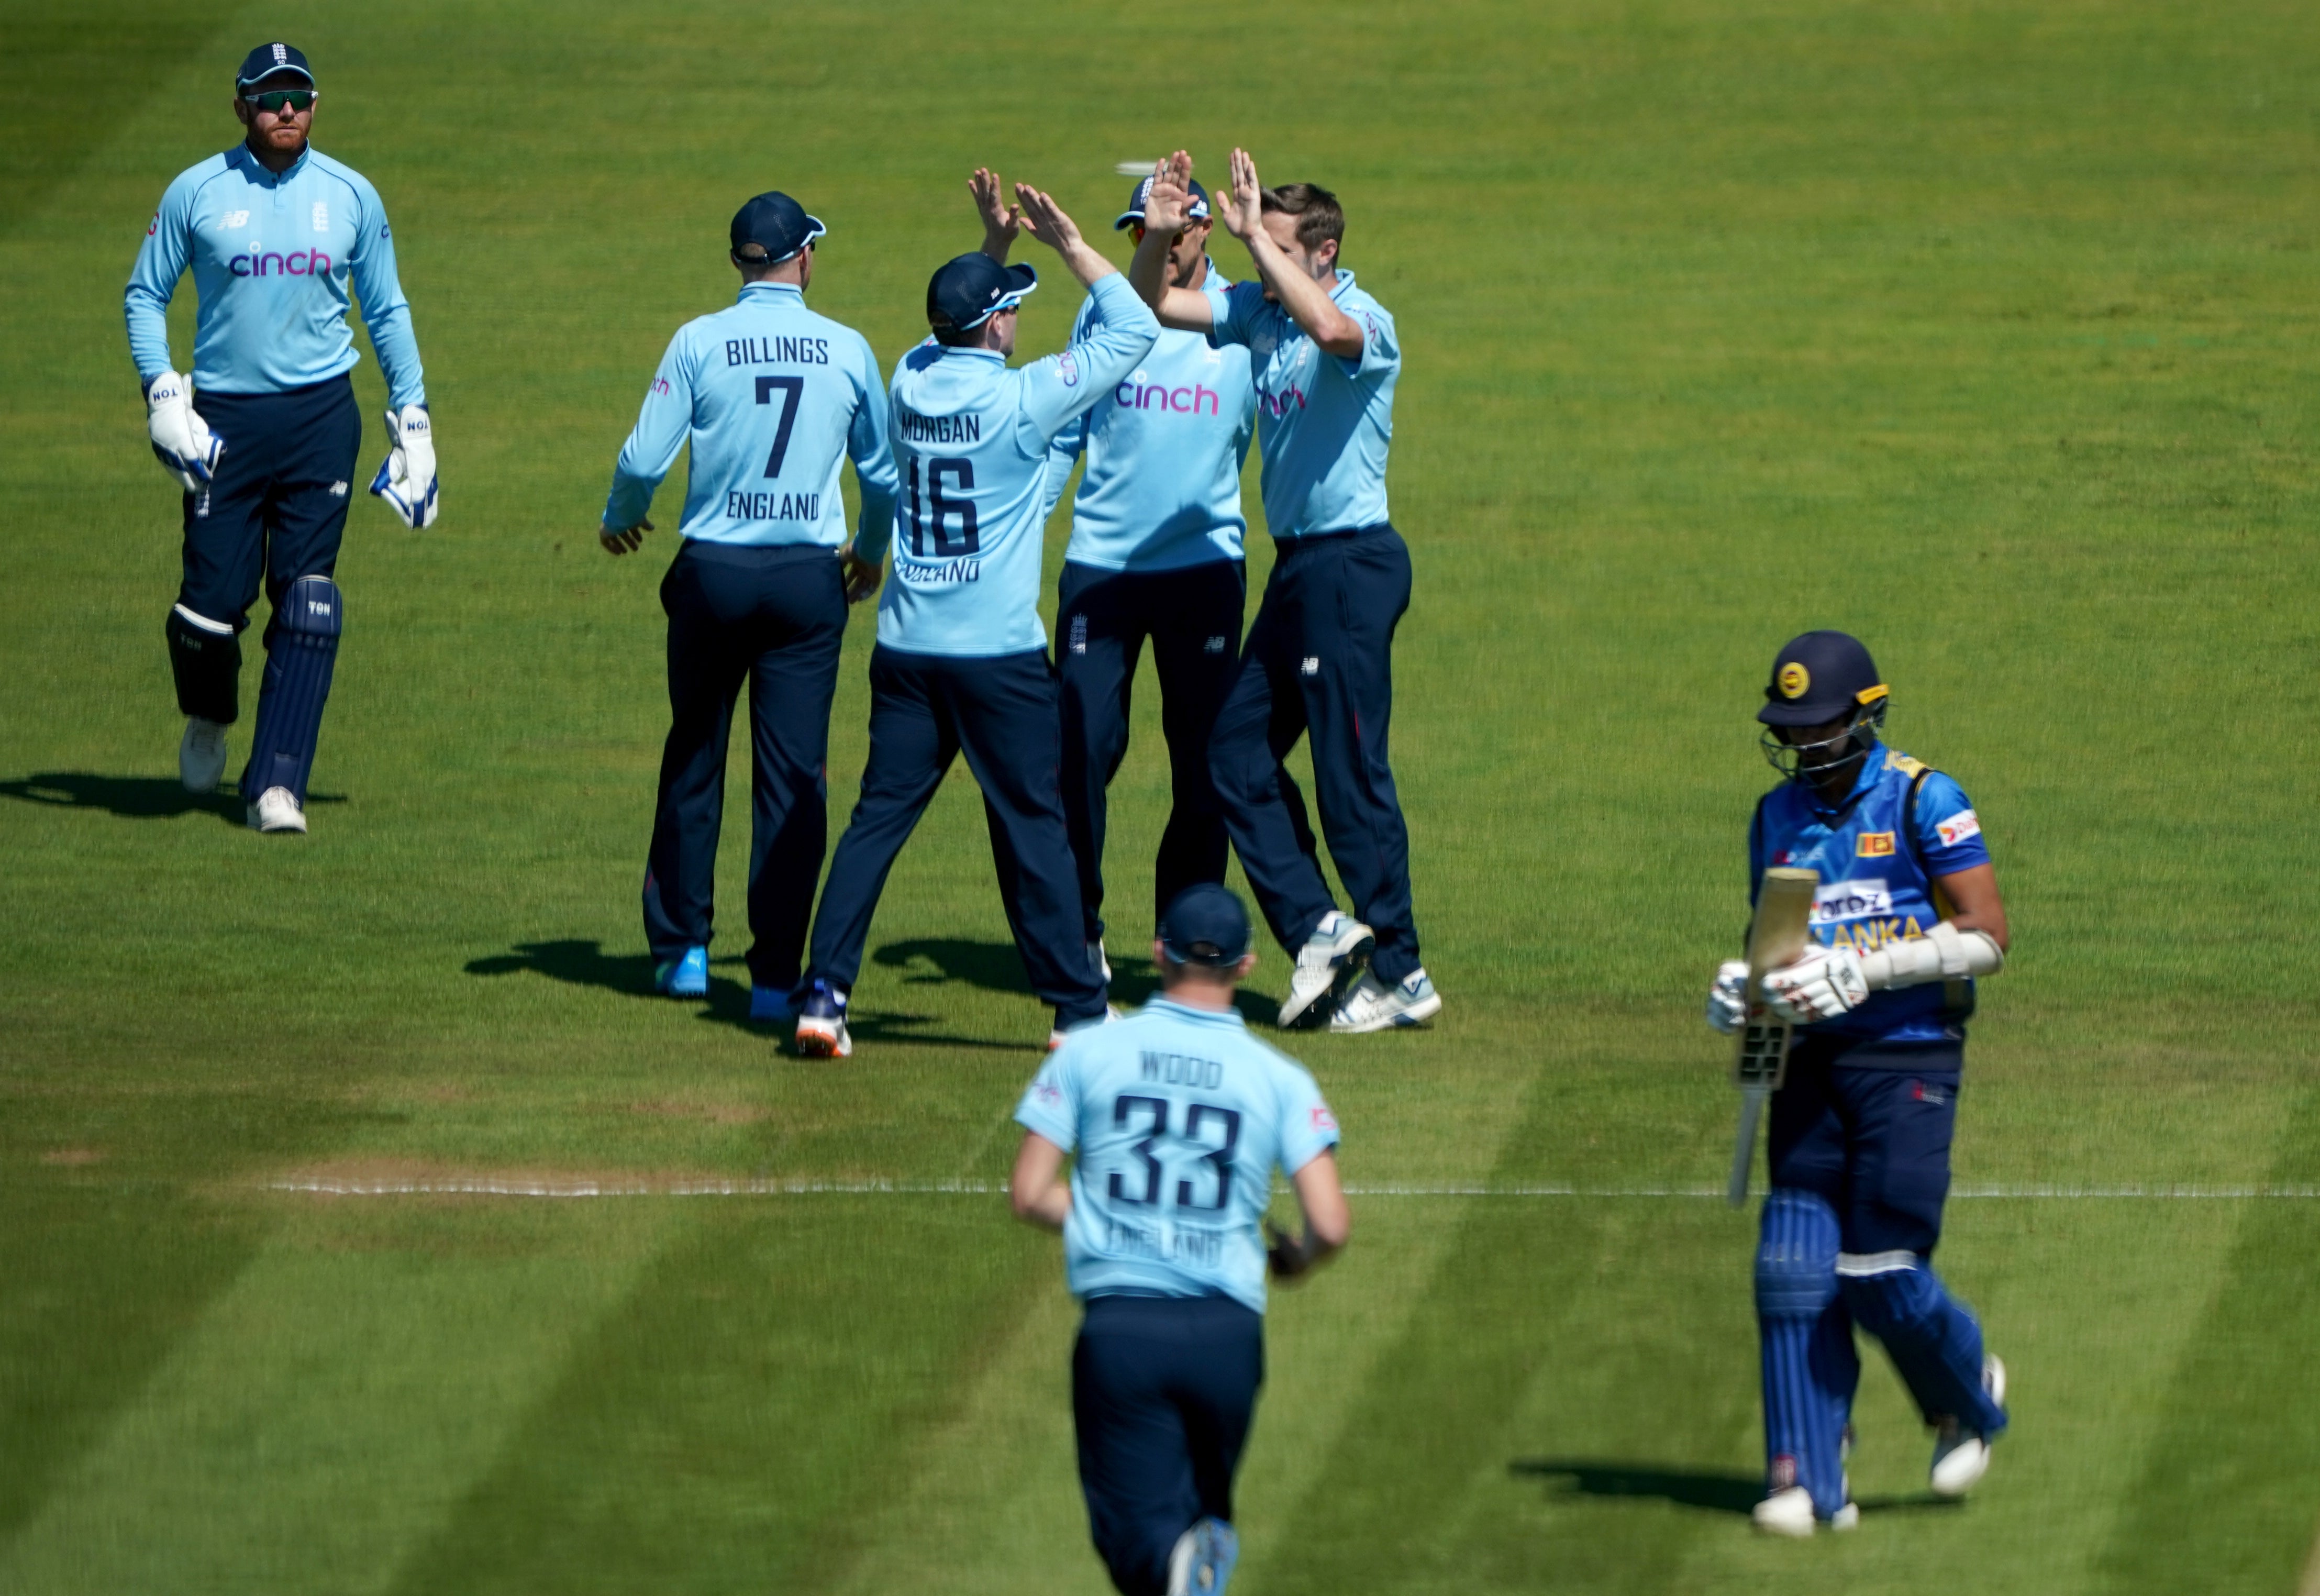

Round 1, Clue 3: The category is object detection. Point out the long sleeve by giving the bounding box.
[846,336,899,564]
[603,330,696,530]
[1040,412,1085,522]
[125,174,196,388]
[347,175,425,409]
[1015,274,1157,447]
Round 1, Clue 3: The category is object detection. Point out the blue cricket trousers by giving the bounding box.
[1208,524,1422,981]
[1054,559,1247,944]
[806,645,1108,1023]
[1073,1294,1264,1596]
[643,540,848,991]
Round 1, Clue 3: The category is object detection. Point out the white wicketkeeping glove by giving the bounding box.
[369,404,438,528]
[1764,945,1870,1023]
[147,371,223,492]
[1705,959,1750,1034]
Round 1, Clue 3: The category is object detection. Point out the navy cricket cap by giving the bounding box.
[730,192,825,263]
[927,252,1038,336]
[236,42,314,90]
[1115,174,1211,230]
[1157,884,1254,968]
[1759,630,1888,727]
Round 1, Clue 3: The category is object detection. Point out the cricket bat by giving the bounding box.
[1725,866,1819,1207]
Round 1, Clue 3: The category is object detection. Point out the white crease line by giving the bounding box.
[263,1179,2320,1201]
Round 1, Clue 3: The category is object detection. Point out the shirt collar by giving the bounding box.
[233,141,310,185]
[738,282,804,304]
[1144,996,1248,1027]
[1328,268,1357,300]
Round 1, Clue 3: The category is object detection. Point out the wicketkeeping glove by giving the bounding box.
[1764,945,1870,1024]
[369,404,438,528]
[147,371,223,492]
[1705,959,1750,1034]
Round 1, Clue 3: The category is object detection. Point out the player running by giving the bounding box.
[1707,630,2013,1536]
[126,42,434,834]
[1130,152,1435,1034]
[597,191,896,1012]
[969,167,1255,982]
[1011,884,1350,1596]
[791,181,1174,1057]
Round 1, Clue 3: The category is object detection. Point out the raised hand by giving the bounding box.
[1140,151,1194,235]
[1220,147,1266,240]
[1013,182,1085,254]
[969,166,1021,260]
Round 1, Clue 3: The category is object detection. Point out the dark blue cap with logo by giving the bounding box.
[730,192,825,263]
[236,42,314,90]
[1759,630,1888,727]
[1115,175,1211,230]
[926,252,1038,336]
[1157,883,1253,967]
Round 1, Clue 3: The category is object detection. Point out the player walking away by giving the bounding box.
[1705,631,2013,1536]
[1011,884,1350,1596]
[126,42,435,835]
[597,192,896,1012]
[1131,152,1436,1035]
[791,181,1175,1057]
[968,167,1256,983]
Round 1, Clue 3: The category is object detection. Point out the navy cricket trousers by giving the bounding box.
[1209,525,1422,981]
[643,540,848,991]
[1055,559,1246,944]
[166,375,361,725]
[806,646,1108,1023]
[1767,1037,1965,1259]
[1073,1294,1264,1596]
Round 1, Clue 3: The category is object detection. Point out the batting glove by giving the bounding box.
[370,404,438,528]
[1764,945,1870,1024]
[1705,959,1750,1034]
[147,371,223,492]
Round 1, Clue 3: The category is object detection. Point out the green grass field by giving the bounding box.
[4,0,2318,1590]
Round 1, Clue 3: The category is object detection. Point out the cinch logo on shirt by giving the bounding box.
[1258,384,1309,418]
[231,246,333,278]
[1858,831,1896,857]
[1115,378,1224,416]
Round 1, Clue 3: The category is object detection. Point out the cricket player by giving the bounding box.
[1706,630,2012,1535]
[792,180,1175,1057]
[969,167,1256,980]
[598,192,896,1011]
[1130,152,1435,1034]
[1011,883,1350,1596]
[126,42,434,834]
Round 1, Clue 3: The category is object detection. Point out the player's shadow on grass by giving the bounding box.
[0,772,345,826]
[1509,1460,1963,1517]
[873,937,1276,1026]
[465,938,1034,1050]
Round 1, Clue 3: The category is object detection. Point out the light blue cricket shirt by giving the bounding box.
[877,272,1157,656]
[126,143,425,407]
[603,282,897,553]
[1204,269,1398,538]
[1041,261,1255,571]
[1015,996,1340,1314]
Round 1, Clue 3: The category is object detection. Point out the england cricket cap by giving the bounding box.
[1115,175,1211,230]
[236,43,314,90]
[927,252,1038,335]
[1759,630,1888,727]
[730,192,825,264]
[1157,884,1253,967]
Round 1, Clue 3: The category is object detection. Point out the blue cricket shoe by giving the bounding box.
[654,945,708,999]
[749,984,797,1023]
[1168,1518,1238,1595]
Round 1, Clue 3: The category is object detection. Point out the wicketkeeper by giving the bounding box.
[125,42,434,834]
[1707,630,2013,1535]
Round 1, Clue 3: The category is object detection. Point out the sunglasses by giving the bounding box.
[242,89,316,114]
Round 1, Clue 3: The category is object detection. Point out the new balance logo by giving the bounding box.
[1204,636,1227,653]
[1300,656,1320,675]
[328,481,349,497]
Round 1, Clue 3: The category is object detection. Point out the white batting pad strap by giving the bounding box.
[171,603,235,635]
[1835,1250,1919,1277]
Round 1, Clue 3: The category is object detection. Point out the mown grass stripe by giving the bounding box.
[259,1178,2320,1201]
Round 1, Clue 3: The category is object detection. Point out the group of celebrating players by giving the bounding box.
[123,41,2015,1594]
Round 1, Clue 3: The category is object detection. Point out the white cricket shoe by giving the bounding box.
[246,785,306,834]
[1930,1354,2007,1497]
[1048,1005,1124,1051]
[1329,967,1442,1033]
[1751,1487,1858,1537]
[1277,912,1375,1029]
[179,716,227,794]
